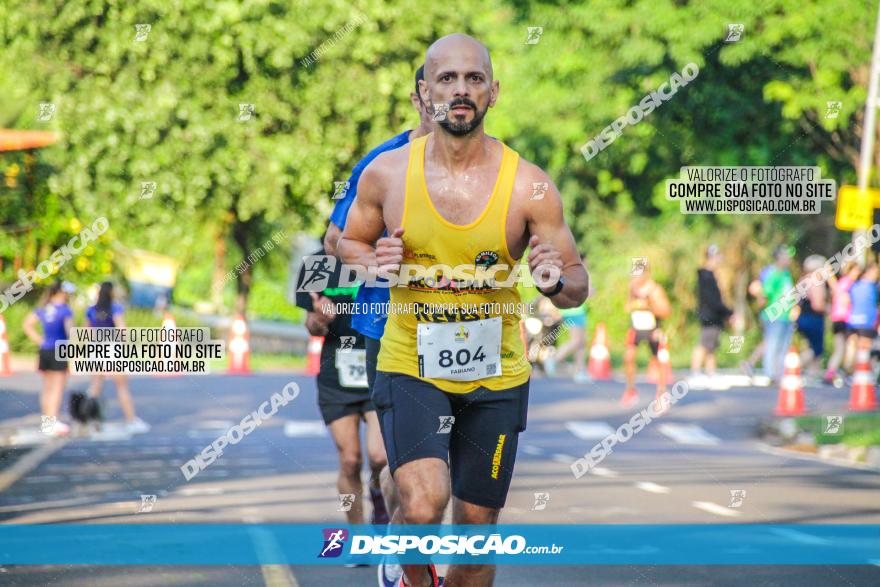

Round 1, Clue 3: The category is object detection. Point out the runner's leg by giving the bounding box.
[328,413,365,525]
[444,498,500,587]
[364,335,391,523]
[393,458,450,586]
[444,380,528,586]
[47,371,67,418]
[379,463,398,514]
[372,372,453,587]
[364,409,389,523]
[624,332,637,390]
[88,374,105,398]
[111,373,137,421]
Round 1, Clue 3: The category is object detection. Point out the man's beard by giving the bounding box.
[437,98,488,137]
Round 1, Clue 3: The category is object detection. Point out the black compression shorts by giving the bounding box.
[371,371,529,509]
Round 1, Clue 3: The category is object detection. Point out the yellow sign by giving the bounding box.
[835,185,878,231]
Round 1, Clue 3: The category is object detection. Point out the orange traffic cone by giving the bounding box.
[306,336,324,375]
[227,315,251,374]
[849,345,878,412]
[588,323,611,380]
[0,315,11,376]
[774,347,806,416]
[647,336,673,385]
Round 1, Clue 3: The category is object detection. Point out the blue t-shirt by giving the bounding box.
[86,302,124,327]
[330,130,411,340]
[847,280,878,330]
[35,303,72,350]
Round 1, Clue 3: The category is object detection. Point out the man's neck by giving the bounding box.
[426,126,492,174]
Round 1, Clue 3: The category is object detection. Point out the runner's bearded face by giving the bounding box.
[438,96,488,136]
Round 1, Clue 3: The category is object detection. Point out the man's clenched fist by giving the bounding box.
[527,234,563,288]
[376,227,405,275]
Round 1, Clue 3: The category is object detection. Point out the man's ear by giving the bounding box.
[418,79,430,106]
[489,79,500,108]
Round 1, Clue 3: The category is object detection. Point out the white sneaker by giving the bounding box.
[377,560,403,587]
[125,418,151,434]
[50,421,71,437]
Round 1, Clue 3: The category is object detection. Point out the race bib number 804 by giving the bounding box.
[417,317,502,381]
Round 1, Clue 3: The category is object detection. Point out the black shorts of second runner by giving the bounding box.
[371,371,529,510]
[317,382,374,425]
[38,348,68,372]
[626,328,660,355]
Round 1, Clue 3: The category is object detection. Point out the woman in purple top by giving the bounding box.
[22,281,74,437]
[86,282,149,434]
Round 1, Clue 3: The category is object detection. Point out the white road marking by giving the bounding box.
[521,445,543,456]
[2,428,54,447]
[659,424,721,445]
[178,486,225,496]
[691,501,741,517]
[283,421,327,437]
[589,467,618,478]
[21,475,64,483]
[0,438,68,493]
[564,421,616,440]
[635,481,670,494]
[552,453,573,463]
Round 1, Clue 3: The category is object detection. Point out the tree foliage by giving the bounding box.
[0,0,875,350]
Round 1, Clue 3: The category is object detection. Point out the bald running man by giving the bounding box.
[338,34,589,587]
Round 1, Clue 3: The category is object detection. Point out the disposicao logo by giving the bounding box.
[318,528,348,558]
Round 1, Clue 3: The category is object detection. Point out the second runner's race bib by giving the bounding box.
[335,349,368,388]
[417,317,502,381]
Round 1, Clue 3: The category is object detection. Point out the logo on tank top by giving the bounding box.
[475,250,499,268]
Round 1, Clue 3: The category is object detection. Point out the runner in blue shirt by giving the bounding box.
[86,282,150,434]
[23,281,76,437]
[317,64,433,585]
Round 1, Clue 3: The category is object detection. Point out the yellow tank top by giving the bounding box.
[377,134,531,393]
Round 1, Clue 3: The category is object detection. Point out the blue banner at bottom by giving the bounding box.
[0,524,878,565]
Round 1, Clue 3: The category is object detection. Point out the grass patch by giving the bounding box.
[795,413,880,447]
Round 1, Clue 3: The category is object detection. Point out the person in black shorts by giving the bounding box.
[295,248,389,527]
[22,281,76,437]
[691,245,734,384]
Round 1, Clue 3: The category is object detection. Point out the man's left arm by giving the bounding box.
[523,169,589,309]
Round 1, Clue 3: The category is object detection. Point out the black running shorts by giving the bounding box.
[371,371,529,510]
[38,348,68,372]
[317,383,374,425]
[626,328,660,355]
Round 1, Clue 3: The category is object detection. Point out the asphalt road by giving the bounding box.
[1,367,879,586]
